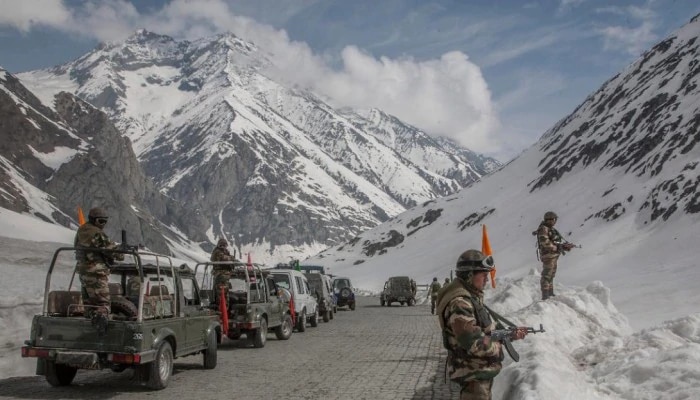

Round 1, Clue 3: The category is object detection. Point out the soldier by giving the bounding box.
[410,278,417,297]
[444,277,451,286]
[426,277,442,314]
[210,238,236,308]
[74,207,123,332]
[536,211,573,300]
[437,250,527,400]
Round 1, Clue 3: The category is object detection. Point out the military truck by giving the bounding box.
[380,276,417,306]
[197,261,293,348]
[20,246,220,390]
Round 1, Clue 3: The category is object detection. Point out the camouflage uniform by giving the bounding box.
[437,278,502,400]
[427,280,442,314]
[74,220,122,316]
[537,221,564,300]
[210,240,236,307]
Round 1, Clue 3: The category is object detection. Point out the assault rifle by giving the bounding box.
[553,239,582,255]
[120,230,141,252]
[489,324,546,362]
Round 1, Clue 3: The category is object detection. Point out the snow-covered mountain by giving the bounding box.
[308,14,700,330]
[16,30,498,262]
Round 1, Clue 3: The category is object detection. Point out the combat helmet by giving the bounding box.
[455,249,494,272]
[433,277,438,281]
[544,211,558,220]
[217,238,228,247]
[88,207,108,219]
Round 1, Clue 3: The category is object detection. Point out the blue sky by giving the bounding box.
[1,0,698,160]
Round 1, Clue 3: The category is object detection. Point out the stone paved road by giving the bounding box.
[0,296,460,399]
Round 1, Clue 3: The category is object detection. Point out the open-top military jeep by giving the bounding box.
[21,246,220,390]
[196,261,293,348]
[380,276,416,306]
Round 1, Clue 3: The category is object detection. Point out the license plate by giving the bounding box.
[56,351,98,367]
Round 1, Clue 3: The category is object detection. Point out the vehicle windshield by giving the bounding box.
[272,274,291,290]
[334,279,351,289]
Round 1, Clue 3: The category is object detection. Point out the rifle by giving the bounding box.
[120,230,140,252]
[490,324,546,362]
[553,239,582,255]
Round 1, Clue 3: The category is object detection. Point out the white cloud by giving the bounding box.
[0,0,502,153]
[0,0,72,32]
[596,5,658,56]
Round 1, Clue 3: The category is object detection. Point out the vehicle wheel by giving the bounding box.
[329,309,334,320]
[45,361,77,386]
[334,306,338,313]
[380,298,385,306]
[296,310,307,332]
[310,308,319,327]
[400,301,405,306]
[111,296,138,319]
[203,330,217,369]
[387,301,392,307]
[350,302,356,311]
[322,309,330,323]
[252,318,268,348]
[147,341,173,390]
[408,298,415,306]
[274,314,293,340]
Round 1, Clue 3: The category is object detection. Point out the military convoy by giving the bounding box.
[20,245,359,391]
[21,247,219,390]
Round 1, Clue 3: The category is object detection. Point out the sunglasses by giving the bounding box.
[456,255,495,269]
[95,218,108,225]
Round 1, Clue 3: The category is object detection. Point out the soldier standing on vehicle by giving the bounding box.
[437,249,527,400]
[211,238,236,306]
[536,211,574,300]
[444,277,451,286]
[75,207,123,330]
[427,277,442,314]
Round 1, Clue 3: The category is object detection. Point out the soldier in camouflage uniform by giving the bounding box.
[536,211,573,300]
[74,207,123,330]
[210,238,236,308]
[426,277,441,314]
[436,250,527,400]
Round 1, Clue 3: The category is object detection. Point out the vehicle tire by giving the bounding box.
[408,298,415,306]
[252,318,268,348]
[274,314,293,340]
[203,330,217,369]
[380,298,385,306]
[350,302,356,311]
[111,296,138,319]
[146,341,173,390]
[387,301,392,307]
[329,308,334,320]
[322,309,330,322]
[296,310,307,332]
[45,361,77,386]
[310,308,319,327]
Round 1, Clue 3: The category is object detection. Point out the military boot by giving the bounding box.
[550,288,556,297]
[541,291,550,301]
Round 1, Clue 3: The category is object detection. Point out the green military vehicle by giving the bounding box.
[197,261,293,348]
[21,246,220,390]
[380,276,417,306]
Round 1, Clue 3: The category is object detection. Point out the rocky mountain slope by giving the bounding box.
[9,30,497,260]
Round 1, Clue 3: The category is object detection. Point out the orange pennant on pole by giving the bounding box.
[77,206,86,225]
[482,225,496,288]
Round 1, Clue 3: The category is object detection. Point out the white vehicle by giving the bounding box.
[270,269,319,332]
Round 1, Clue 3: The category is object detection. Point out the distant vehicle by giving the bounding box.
[196,261,293,348]
[322,274,338,313]
[270,269,320,331]
[21,246,219,390]
[304,272,334,322]
[380,276,416,306]
[299,264,326,274]
[332,277,356,311]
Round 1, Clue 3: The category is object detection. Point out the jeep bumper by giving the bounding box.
[21,346,156,367]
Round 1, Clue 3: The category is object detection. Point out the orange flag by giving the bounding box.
[482,224,496,288]
[77,206,85,225]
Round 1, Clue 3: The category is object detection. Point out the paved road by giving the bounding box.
[0,296,459,399]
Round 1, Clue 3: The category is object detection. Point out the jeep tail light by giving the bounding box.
[109,353,141,364]
[21,347,50,358]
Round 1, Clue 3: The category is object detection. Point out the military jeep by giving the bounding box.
[20,246,220,390]
[380,276,416,306]
[197,261,293,348]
